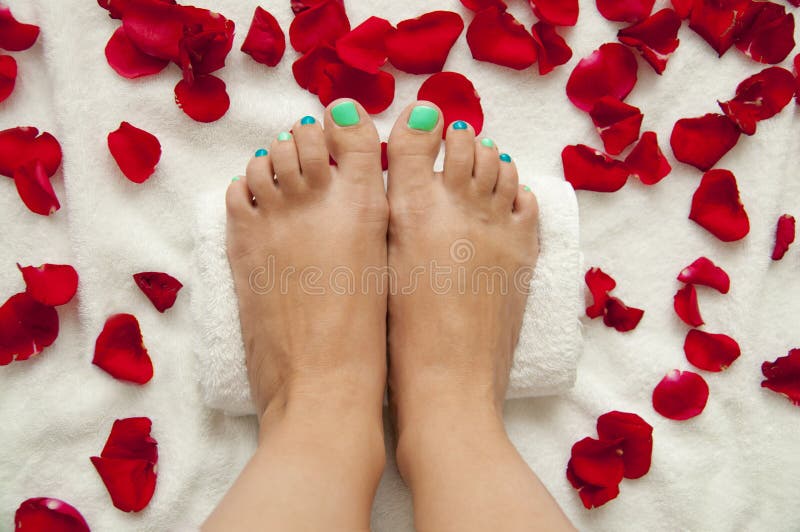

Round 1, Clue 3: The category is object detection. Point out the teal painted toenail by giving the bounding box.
[452,120,468,130]
[301,115,316,125]
[523,185,531,192]
[231,176,240,182]
[331,101,360,126]
[277,131,292,141]
[408,105,439,131]
[499,153,512,163]
[481,138,495,148]
[255,149,268,157]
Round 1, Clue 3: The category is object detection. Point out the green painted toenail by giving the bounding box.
[277,131,292,141]
[255,148,268,157]
[481,138,495,148]
[452,120,469,130]
[231,176,240,182]
[331,101,360,126]
[301,115,316,125]
[523,185,531,192]
[499,153,512,163]
[408,105,439,131]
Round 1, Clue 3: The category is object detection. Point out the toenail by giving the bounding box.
[255,148,268,157]
[331,101,360,127]
[231,176,240,182]
[452,120,469,130]
[408,105,440,131]
[523,185,531,192]
[277,132,292,141]
[301,115,316,125]
[481,138,495,148]
[499,153,512,162]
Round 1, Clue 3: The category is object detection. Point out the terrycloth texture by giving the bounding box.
[1,0,799,531]
[193,178,582,415]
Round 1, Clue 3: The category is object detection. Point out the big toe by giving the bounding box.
[387,101,444,196]
[324,99,382,187]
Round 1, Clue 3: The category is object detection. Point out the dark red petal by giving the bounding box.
[624,131,671,185]
[589,96,643,155]
[292,44,341,94]
[597,0,655,22]
[718,66,796,135]
[101,417,158,462]
[13,160,60,216]
[91,457,156,512]
[174,74,230,123]
[177,11,235,79]
[0,5,40,52]
[386,11,464,75]
[108,122,162,183]
[566,43,638,112]
[0,292,59,365]
[735,2,795,64]
[566,461,621,509]
[670,113,740,171]
[381,141,388,171]
[673,284,704,327]
[530,22,572,75]
[618,9,682,74]
[14,498,90,532]
[795,54,800,103]
[771,214,796,260]
[561,144,629,192]
[0,127,62,178]
[335,16,393,74]
[460,0,507,10]
[677,257,730,293]
[0,54,17,103]
[684,329,741,371]
[18,263,79,307]
[133,272,183,312]
[570,437,625,487]
[466,7,538,70]
[585,267,617,318]
[689,169,750,242]
[688,0,751,56]
[105,26,169,79]
[317,63,395,114]
[121,1,184,62]
[241,7,286,67]
[596,411,653,479]
[672,0,693,18]
[289,0,350,54]
[291,0,343,14]
[761,348,800,406]
[92,313,153,384]
[652,369,709,420]
[417,72,484,138]
[529,0,579,26]
[603,297,644,332]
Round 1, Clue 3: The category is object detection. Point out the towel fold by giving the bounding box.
[192,175,583,416]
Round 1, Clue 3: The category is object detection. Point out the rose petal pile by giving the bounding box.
[0,5,40,104]
[92,313,153,384]
[14,497,89,532]
[0,127,63,215]
[584,268,645,332]
[133,272,183,312]
[761,348,800,406]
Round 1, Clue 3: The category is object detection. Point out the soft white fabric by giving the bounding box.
[193,177,582,415]
[1,0,799,531]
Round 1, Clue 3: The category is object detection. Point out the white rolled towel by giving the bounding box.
[192,176,583,416]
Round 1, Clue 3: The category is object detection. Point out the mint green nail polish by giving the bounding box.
[255,149,268,157]
[277,131,292,141]
[408,105,439,131]
[231,176,240,182]
[523,185,531,192]
[499,153,512,163]
[452,120,468,130]
[331,101,360,126]
[301,115,316,125]
[481,138,495,148]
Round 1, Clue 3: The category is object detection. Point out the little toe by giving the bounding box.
[270,131,304,194]
[494,153,519,210]
[245,149,276,205]
[473,137,500,194]
[226,175,255,218]
[323,99,382,184]
[387,101,444,194]
[292,114,331,188]
[513,184,539,224]
[443,120,475,190]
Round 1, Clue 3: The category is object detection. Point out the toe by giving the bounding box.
[270,131,304,194]
[387,101,444,191]
[473,137,499,194]
[245,150,276,205]
[226,175,255,217]
[323,99,382,182]
[443,120,475,190]
[293,114,331,188]
[513,183,539,224]
[494,153,519,210]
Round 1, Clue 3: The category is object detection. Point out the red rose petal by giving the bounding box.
[291,0,343,15]
[529,0,580,26]
[108,122,162,183]
[178,11,235,79]
[689,169,750,242]
[0,54,17,103]
[531,22,572,75]
[603,296,645,332]
[596,411,653,479]
[105,26,169,79]
[670,113,740,171]
[718,66,796,135]
[0,292,59,365]
[585,267,617,318]
[0,5,40,52]
[771,214,796,260]
[597,0,655,22]
[618,9,682,74]
[381,141,388,171]
[672,0,693,18]
[677,257,730,293]
[589,97,643,156]
[689,0,751,56]
[335,16,393,74]
[684,329,741,371]
[386,11,464,75]
[566,43,638,112]
[417,72,484,138]
[241,7,286,67]
[292,44,340,94]
[14,498,90,532]
[624,131,671,185]
[133,272,183,312]
[0,127,62,178]
[761,348,800,406]
[18,263,79,307]
[566,460,621,509]
[466,7,538,70]
[174,74,230,123]
[93,313,153,384]
[652,369,709,420]
[13,160,60,216]
[561,144,629,192]
[317,63,395,114]
[289,0,350,54]
[102,417,158,463]
[674,284,704,327]
[570,437,625,487]
[120,1,186,63]
[735,2,795,64]
[460,0,507,10]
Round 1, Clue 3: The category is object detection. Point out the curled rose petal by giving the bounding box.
[101,417,158,463]
[589,97,643,156]
[0,5,40,51]
[689,169,750,242]
[386,11,464,75]
[652,369,709,420]
[466,7,538,70]
[108,122,162,183]
[460,0,507,10]
[289,0,350,54]
[718,66,796,135]
[596,411,653,479]
[14,160,60,216]
[174,74,230,122]
[624,131,671,185]
[0,292,59,365]
[585,267,616,319]
[133,272,183,312]
[335,16,393,74]
[597,0,655,22]
[241,7,286,67]
[677,257,730,293]
[566,43,638,112]
[0,54,16,103]
[604,297,644,332]
[561,144,629,192]
[684,329,740,371]
[531,22,572,75]
[670,113,740,171]
[381,141,388,171]
[528,0,579,26]
[292,44,340,94]
[688,0,750,56]
[93,313,153,384]
[771,214,795,261]
[618,9,682,74]
[0,127,62,178]
[14,498,90,532]
[105,26,169,79]
[317,63,395,114]
[566,460,621,509]
[570,437,625,487]
[674,284,704,327]
[18,263,79,306]
[761,348,800,406]
[417,72,484,138]
[735,2,795,64]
